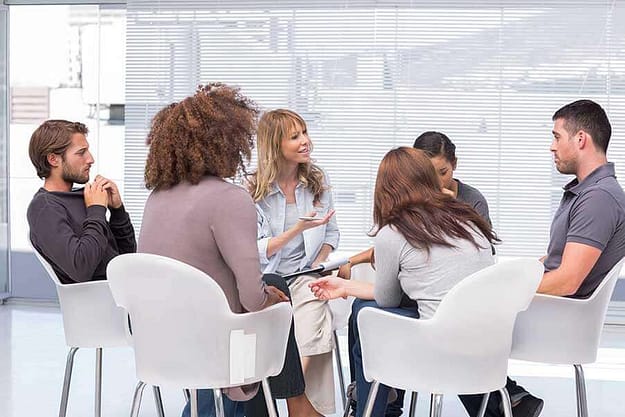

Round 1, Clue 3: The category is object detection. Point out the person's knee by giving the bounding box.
[262,273,291,297]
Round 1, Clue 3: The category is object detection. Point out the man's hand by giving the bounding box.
[83,182,109,208]
[263,285,290,307]
[94,175,122,209]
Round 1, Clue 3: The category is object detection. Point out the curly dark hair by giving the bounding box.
[144,82,259,190]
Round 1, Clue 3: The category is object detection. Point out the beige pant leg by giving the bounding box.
[288,275,336,415]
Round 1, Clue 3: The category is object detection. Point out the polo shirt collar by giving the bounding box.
[564,162,615,195]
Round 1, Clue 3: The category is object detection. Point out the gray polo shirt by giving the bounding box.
[544,163,625,298]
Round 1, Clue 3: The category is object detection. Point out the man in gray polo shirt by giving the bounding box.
[496,100,625,417]
[539,99,625,297]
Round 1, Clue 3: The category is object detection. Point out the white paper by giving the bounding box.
[229,330,256,384]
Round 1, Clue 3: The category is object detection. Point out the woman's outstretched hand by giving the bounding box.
[296,209,336,232]
[309,277,348,300]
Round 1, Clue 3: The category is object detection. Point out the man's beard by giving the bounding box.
[62,165,89,184]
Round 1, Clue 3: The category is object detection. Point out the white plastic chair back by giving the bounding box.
[107,253,293,389]
[358,258,543,395]
[511,257,625,364]
[31,243,129,348]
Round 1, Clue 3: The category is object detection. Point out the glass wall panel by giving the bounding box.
[0,5,10,298]
[9,4,125,298]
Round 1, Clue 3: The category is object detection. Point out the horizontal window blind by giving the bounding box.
[125,0,625,256]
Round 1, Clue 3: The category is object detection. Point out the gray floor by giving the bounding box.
[2,303,625,417]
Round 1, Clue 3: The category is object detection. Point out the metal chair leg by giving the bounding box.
[333,330,347,410]
[130,381,147,417]
[429,394,443,417]
[59,347,79,417]
[214,388,225,417]
[362,380,380,417]
[499,388,513,417]
[95,348,102,417]
[262,378,279,417]
[574,364,589,417]
[477,392,490,417]
[409,392,418,417]
[153,386,165,417]
[190,389,199,417]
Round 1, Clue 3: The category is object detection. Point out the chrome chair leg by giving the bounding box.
[130,381,147,417]
[153,386,165,417]
[574,364,589,417]
[214,388,225,417]
[409,391,418,417]
[95,348,102,417]
[333,330,347,410]
[262,378,279,417]
[362,380,380,417]
[499,388,513,417]
[190,389,199,417]
[430,394,443,417]
[59,347,79,417]
[429,393,443,417]
[477,392,490,417]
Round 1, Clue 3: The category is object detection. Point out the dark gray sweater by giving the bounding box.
[27,187,136,284]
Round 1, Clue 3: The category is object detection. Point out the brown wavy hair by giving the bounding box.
[144,83,259,190]
[372,147,497,252]
[247,109,326,203]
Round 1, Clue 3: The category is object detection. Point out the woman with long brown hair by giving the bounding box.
[309,147,496,417]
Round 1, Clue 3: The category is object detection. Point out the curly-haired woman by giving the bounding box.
[139,84,323,417]
[247,109,339,415]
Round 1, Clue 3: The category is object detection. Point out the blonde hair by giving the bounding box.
[248,109,326,202]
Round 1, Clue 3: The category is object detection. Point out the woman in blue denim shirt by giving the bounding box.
[248,109,340,415]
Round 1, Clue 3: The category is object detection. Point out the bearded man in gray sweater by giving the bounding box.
[27,119,136,284]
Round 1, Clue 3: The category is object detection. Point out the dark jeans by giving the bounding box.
[181,273,305,417]
[349,298,420,417]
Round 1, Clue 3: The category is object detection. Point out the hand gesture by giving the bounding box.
[94,175,122,209]
[263,285,290,307]
[296,209,336,232]
[83,181,109,208]
[308,277,348,300]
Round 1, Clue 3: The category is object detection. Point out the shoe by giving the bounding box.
[512,394,544,417]
[345,381,399,414]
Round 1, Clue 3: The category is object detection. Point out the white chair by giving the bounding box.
[511,257,625,417]
[357,258,543,417]
[106,253,293,417]
[29,246,165,417]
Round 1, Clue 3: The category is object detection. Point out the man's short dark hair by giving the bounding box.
[28,120,89,179]
[552,100,611,153]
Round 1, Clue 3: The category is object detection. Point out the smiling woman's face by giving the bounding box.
[280,122,311,165]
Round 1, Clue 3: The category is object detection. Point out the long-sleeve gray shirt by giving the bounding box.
[139,176,268,314]
[373,224,494,319]
[27,187,136,284]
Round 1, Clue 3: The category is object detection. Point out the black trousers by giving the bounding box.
[245,273,306,417]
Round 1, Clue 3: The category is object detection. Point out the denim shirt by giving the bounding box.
[256,172,340,274]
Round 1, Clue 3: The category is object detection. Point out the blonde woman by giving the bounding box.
[248,109,339,415]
